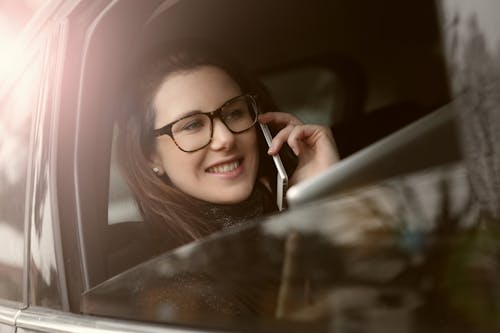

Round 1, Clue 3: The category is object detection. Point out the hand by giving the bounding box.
[258,112,339,186]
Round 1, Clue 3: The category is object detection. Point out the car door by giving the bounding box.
[5,0,500,332]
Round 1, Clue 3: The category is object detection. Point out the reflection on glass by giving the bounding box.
[0,47,42,302]
[0,223,23,301]
[0,0,51,81]
[441,0,500,220]
[82,163,500,332]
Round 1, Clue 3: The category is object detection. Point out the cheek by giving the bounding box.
[243,129,260,167]
[248,129,259,157]
[156,140,202,176]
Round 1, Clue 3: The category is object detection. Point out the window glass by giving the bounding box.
[85,164,484,332]
[0,51,42,302]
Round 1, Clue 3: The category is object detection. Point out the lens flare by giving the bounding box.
[0,12,16,79]
[0,0,48,81]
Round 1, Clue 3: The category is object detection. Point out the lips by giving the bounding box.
[206,159,242,174]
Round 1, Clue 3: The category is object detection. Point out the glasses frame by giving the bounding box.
[153,94,259,153]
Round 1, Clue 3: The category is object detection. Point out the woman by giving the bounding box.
[117,41,338,252]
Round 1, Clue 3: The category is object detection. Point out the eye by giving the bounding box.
[223,108,244,122]
[173,114,208,134]
[181,119,204,131]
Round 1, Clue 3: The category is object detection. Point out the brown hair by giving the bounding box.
[116,40,293,250]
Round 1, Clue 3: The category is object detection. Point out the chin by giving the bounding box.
[212,186,254,205]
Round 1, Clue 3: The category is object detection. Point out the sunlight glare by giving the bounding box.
[0,0,48,85]
[0,11,17,80]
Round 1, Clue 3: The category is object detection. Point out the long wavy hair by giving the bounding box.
[116,40,295,250]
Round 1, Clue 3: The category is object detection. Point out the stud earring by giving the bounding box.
[152,167,160,174]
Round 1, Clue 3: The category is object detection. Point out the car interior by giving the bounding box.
[55,0,460,320]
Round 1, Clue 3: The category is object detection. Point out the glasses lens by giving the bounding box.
[220,96,257,133]
[171,114,211,151]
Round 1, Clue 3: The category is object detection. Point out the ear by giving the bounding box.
[149,153,165,176]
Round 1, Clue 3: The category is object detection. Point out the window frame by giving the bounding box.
[55,0,170,313]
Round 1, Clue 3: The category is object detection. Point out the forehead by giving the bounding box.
[153,65,242,125]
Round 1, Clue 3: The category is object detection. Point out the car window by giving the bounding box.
[108,130,143,225]
[104,64,344,277]
[77,0,454,318]
[85,163,483,332]
[0,47,43,303]
[106,66,340,220]
[261,67,340,125]
[98,0,450,279]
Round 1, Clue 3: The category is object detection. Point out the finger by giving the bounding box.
[294,125,335,144]
[292,125,341,166]
[267,124,295,155]
[258,112,303,127]
[287,125,310,156]
[287,125,334,155]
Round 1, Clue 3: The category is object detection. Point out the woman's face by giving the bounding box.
[151,65,259,204]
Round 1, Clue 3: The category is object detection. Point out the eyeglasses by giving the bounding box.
[153,94,259,152]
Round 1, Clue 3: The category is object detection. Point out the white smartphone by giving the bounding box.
[259,123,289,211]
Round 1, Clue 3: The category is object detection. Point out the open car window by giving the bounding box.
[76,0,457,319]
[108,130,143,225]
[262,66,340,125]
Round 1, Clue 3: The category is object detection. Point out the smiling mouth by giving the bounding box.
[206,159,242,173]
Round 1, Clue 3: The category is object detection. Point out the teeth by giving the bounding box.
[208,161,240,173]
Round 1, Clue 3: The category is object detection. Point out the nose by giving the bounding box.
[210,118,235,150]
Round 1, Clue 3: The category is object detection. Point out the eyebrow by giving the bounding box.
[176,109,205,120]
[169,110,211,124]
[168,94,241,123]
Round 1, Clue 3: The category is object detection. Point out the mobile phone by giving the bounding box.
[259,123,289,211]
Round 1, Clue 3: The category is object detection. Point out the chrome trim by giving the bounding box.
[0,305,20,326]
[17,308,214,333]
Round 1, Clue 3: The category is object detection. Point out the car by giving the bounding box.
[1,0,499,332]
